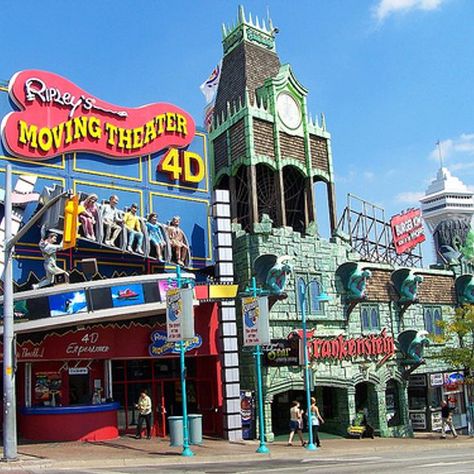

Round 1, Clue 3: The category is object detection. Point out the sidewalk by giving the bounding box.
[1,433,473,471]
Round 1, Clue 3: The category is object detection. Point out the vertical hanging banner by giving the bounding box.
[166,287,195,341]
[242,296,270,346]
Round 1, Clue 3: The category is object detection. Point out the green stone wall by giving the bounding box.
[233,218,458,440]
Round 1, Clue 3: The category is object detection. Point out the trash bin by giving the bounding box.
[168,416,183,447]
[188,414,203,445]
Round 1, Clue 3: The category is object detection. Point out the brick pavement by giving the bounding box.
[0,433,473,471]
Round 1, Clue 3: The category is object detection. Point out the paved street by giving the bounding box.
[2,434,473,474]
[17,448,474,474]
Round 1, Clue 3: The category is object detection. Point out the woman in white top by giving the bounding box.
[310,397,325,447]
[287,400,306,446]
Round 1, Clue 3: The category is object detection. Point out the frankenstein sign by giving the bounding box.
[309,329,395,364]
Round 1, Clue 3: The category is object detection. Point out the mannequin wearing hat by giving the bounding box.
[33,232,69,290]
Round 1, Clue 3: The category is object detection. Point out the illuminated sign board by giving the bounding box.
[390,208,425,255]
[308,329,395,364]
[1,70,195,160]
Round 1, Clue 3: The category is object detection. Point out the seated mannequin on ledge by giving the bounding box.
[33,232,69,290]
[123,203,144,255]
[166,216,189,266]
[146,212,166,261]
[78,194,99,240]
[101,194,123,247]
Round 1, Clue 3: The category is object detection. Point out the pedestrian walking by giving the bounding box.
[441,400,458,438]
[287,400,306,447]
[310,397,324,447]
[135,389,152,439]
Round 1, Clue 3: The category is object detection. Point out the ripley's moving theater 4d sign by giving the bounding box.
[0,70,212,286]
[1,70,195,159]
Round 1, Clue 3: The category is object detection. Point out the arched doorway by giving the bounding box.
[355,381,380,431]
[271,389,305,436]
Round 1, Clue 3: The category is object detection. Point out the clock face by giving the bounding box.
[276,92,301,129]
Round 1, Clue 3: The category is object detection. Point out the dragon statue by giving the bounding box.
[336,262,372,301]
[396,329,430,366]
[455,274,474,305]
[253,254,293,296]
[391,268,423,305]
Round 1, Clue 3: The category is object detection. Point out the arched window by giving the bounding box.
[424,306,442,335]
[309,280,321,312]
[297,276,306,312]
[360,304,380,331]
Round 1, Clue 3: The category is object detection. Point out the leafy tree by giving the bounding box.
[435,305,474,371]
[461,230,474,263]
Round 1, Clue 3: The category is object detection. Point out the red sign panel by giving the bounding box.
[9,303,218,361]
[1,70,195,160]
[390,208,425,255]
[307,329,395,364]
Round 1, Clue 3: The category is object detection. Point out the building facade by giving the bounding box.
[0,70,243,441]
[210,8,470,439]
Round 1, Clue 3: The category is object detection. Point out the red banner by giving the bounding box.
[390,208,425,255]
[10,303,218,361]
[1,70,195,160]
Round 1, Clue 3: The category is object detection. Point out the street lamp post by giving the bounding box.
[243,277,270,454]
[172,265,194,457]
[297,279,330,451]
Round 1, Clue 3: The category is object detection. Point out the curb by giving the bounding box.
[2,437,474,471]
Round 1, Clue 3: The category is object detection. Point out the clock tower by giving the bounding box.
[210,6,337,234]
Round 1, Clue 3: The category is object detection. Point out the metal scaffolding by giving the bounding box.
[336,194,423,267]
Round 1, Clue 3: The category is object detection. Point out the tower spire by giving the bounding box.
[436,140,444,169]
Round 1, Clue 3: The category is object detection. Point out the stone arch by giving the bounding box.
[256,163,280,226]
[283,165,306,233]
[267,378,305,437]
[234,164,251,231]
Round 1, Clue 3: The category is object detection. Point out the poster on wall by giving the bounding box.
[409,411,427,430]
[34,372,62,405]
[111,284,145,307]
[242,296,270,346]
[49,291,87,317]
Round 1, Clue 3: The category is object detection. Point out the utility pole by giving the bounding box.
[2,166,69,461]
[3,164,17,461]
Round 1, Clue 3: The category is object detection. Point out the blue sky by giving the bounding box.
[1,0,473,262]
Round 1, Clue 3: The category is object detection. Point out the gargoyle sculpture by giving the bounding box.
[253,254,293,296]
[336,262,372,301]
[391,268,423,305]
[455,274,474,305]
[396,329,430,365]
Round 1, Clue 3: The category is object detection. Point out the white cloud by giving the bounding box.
[429,133,474,163]
[395,191,424,204]
[363,171,375,181]
[373,0,446,22]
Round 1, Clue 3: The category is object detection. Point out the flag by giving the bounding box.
[204,103,215,132]
[200,62,221,105]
